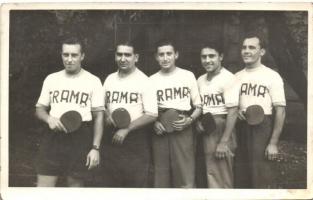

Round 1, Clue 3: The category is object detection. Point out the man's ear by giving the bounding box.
[219,53,224,62]
[174,51,179,60]
[135,53,139,62]
[81,53,85,61]
[260,48,266,56]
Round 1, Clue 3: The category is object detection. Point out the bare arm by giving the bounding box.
[129,114,157,132]
[265,106,286,160]
[269,106,286,145]
[220,106,238,143]
[103,109,114,126]
[86,110,104,169]
[91,110,104,147]
[35,106,50,123]
[215,106,238,159]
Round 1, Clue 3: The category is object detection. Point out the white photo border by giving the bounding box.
[1,2,312,200]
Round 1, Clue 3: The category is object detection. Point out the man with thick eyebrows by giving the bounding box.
[102,41,158,187]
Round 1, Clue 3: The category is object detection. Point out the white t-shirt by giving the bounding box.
[36,68,104,121]
[103,68,158,122]
[150,67,202,111]
[235,64,286,115]
[198,68,239,115]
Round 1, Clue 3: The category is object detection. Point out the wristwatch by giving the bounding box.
[92,145,100,151]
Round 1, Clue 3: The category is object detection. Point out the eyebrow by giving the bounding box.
[201,53,216,56]
[116,52,133,56]
[242,45,257,48]
[158,51,173,54]
[62,53,79,55]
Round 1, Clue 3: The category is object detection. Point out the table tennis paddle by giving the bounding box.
[200,112,216,135]
[245,104,265,125]
[60,110,82,133]
[111,108,131,129]
[159,108,180,133]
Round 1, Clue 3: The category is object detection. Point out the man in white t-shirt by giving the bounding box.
[196,43,238,188]
[235,33,286,188]
[102,41,158,187]
[150,39,202,188]
[35,37,104,187]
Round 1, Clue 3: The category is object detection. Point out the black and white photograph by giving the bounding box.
[0,2,312,200]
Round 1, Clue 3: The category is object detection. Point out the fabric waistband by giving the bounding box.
[82,121,93,127]
[158,108,192,115]
[212,114,227,119]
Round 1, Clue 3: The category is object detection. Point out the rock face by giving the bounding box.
[8,10,307,187]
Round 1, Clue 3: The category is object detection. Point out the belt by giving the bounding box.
[158,108,192,115]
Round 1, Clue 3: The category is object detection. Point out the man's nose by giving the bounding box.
[68,55,73,62]
[120,55,126,62]
[242,48,249,54]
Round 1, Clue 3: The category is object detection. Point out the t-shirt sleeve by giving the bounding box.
[269,72,286,106]
[142,78,158,117]
[36,76,51,107]
[224,75,240,108]
[190,73,202,107]
[91,77,105,111]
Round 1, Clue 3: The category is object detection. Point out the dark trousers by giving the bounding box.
[36,122,93,179]
[234,116,277,188]
[101,127,151,188]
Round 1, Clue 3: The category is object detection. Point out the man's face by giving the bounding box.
[115,45,138,73]
[155,45,178,71]
[61,44,84,74]
[241,37,265,65]
[200,47,223,73]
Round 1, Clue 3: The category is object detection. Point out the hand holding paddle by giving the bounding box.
[237,110,246,121]
[104,110,116,127]
[47,116,68,133]
[110,108,131,145]
[154,121,166,135]
[195,121,205,133]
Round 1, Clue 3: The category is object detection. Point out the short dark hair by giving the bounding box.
[115,40,137,54]
[155,38,177,52]
[243,32,267,49]
[61,36,85,53]
[200,42,223,55]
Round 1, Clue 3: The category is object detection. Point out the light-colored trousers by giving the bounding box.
[202,115,237,188]
[152,125,195,188]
